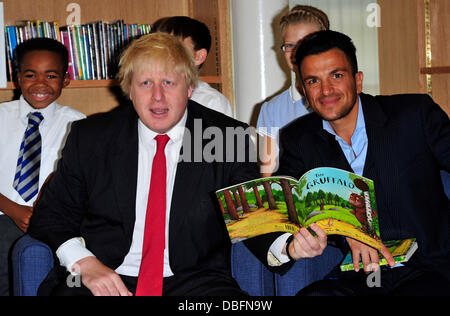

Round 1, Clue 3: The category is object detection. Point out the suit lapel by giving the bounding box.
[315,124,353,172]
[312,94,389,176]
[110,105,139,241]
[169,103,206,257]
[169,162,205,232]
[360,93,388,180]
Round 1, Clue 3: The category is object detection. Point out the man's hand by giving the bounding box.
[346,237,396,272]
[74,256,133,296]
[284,224,328,260]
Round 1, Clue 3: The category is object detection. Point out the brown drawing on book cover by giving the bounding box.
[348,178,377,237]
[348,193,370,231]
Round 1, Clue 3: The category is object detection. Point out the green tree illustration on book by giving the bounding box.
[216,167,382,250]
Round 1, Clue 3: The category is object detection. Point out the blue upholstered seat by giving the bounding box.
[12,235,343,296]
[12,234,54,296]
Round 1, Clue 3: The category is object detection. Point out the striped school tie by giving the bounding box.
[13,112,44,202]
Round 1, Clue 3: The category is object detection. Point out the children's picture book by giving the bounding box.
[216,167,382,250]
[340,238,418,271]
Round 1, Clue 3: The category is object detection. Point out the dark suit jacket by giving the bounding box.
[248,93,450,279]
[29,100,259,281]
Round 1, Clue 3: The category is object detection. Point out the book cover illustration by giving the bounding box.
[216,167,382,249]
[340,238,418,271]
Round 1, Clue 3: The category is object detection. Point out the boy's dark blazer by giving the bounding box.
[248,93,450,279]
[29,100,259,285]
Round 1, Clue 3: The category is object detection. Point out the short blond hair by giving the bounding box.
[280,5,330,36]
[117,32,198,96]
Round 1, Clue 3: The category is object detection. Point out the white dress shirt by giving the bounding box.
[0,96,85,214]
[57,110,188,277]
[190,80,233,117]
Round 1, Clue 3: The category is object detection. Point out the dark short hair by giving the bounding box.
[14,37,69,74]
[294,30,358,76]
[154,16,212,53]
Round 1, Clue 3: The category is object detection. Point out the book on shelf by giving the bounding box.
[216,167,384,250]
[3,19,152,82]
[339,238,418,271]
[60,26,75,81]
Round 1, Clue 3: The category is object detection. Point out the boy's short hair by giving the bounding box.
[154,16,212,53]
[295,30,359,76]
[117,32,198,96]
[14,37,69,74]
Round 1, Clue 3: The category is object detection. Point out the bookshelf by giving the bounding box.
[4,77,223,90]
[0,0,233,116]
[377,0,450,115]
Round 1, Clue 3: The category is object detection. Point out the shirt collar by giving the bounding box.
[322,96,365,137]
[18,95,56,125]
[138,107,188,146]
[289,81,303,103]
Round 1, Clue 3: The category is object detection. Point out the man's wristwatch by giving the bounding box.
[285,235,297,261]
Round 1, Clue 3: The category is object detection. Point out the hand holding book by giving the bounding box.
[216,167,418,270]
[284,224,328,261]
[346,237,396,273]
[340,238,418,272]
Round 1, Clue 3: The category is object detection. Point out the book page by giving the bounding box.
[217,176,300,243]
[297,167,381,249]
[216,167,382,249]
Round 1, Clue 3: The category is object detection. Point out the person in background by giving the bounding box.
[0,37,85,295]
[257,5,329,176]
[155,16,234,118]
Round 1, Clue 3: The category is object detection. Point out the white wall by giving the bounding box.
[290,0,380,96]
[231,0,289,125]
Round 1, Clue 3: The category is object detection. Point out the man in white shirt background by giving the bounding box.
[155,15,234,118]
[0,38,85,296]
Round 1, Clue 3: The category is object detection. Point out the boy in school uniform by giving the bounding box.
[155,16,234,117]
[0,37,85,295]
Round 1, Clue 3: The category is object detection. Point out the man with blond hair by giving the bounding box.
[29,33,259,296]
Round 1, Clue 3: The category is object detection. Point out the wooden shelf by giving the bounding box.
[0,0,233,116]
[0,76,222,90]
[420,66,450,75]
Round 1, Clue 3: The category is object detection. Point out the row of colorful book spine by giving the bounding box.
[4,20,152,81]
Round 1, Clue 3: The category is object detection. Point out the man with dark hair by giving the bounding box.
[0,37,85,295]
[294,30,359,76]
[249,30,450,295]
[155,16,233,117]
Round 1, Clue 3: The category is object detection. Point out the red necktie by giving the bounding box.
[136,134,170,296]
